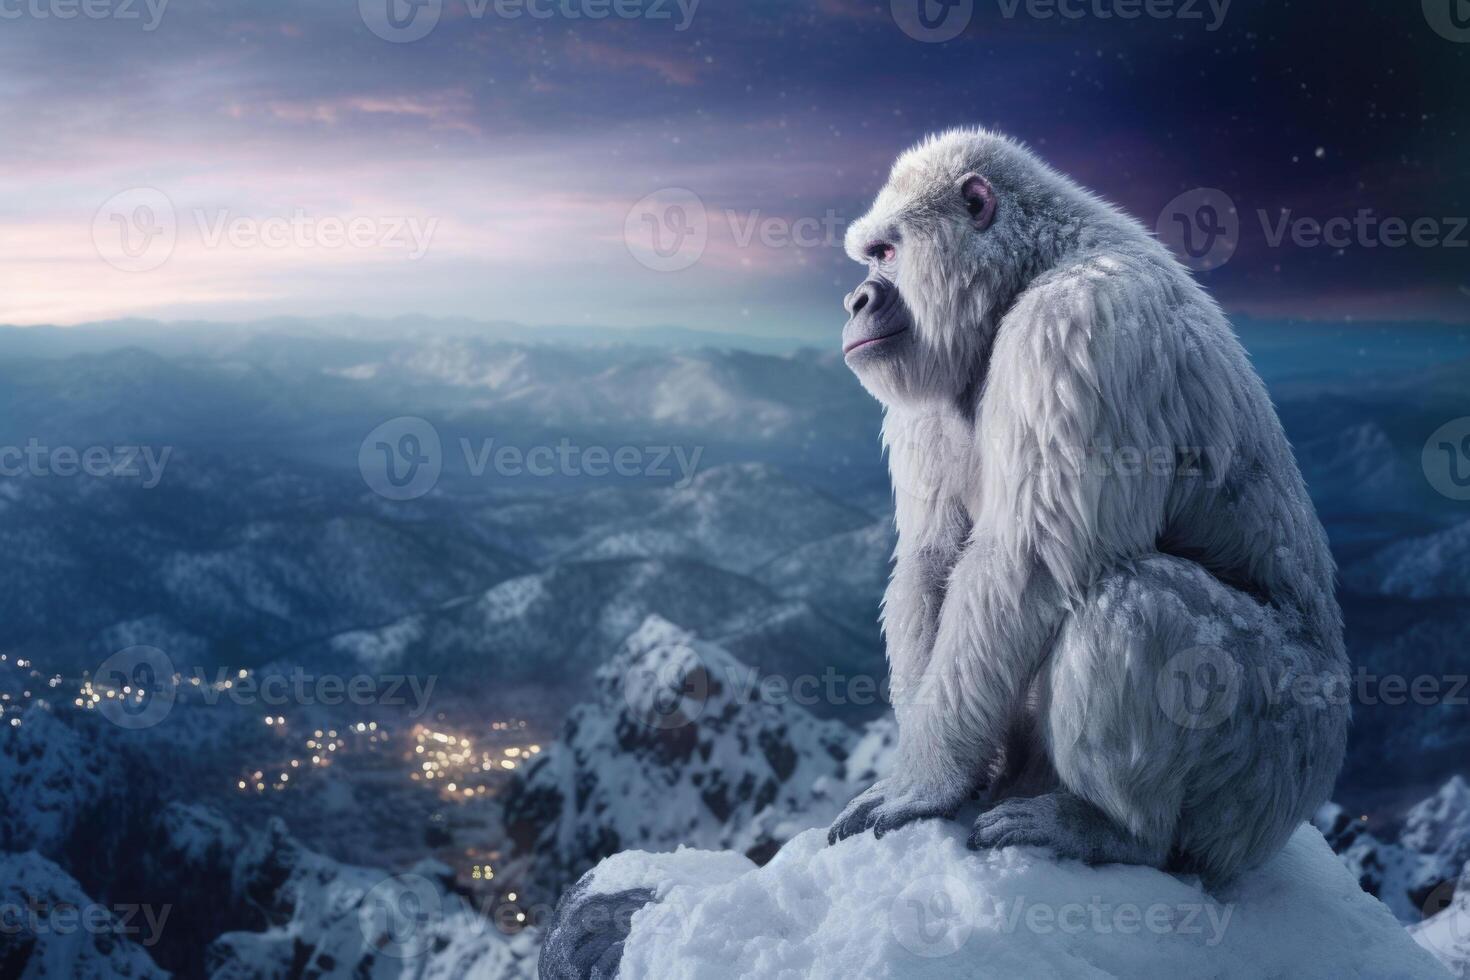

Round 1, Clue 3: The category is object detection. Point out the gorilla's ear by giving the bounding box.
[959,173,997,231]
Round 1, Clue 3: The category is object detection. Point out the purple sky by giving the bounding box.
[1,0,1465,339]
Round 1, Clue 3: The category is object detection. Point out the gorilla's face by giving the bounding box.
[841,132,1055,409]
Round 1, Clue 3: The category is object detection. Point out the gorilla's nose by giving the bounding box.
[845,280,888,317]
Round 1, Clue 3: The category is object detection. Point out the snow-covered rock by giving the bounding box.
[1412,864,1470,978]
[499,617,889,900]
[544,821,1450,980]
[0,704,126,855]
[1404,779,1470,879]
[1315,778,1470,923]
[206,817,538,979]
[0,852,167,979]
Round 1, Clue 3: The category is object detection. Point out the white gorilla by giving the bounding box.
[828,129,1349,883]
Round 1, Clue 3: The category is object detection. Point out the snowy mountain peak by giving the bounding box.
[0,852,167,979]
[499,615,858,900]
[1405,776,1470,862]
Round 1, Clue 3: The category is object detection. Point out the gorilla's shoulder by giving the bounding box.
[1009,242,1206,340]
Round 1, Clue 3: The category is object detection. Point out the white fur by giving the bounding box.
[830,129,1347,883]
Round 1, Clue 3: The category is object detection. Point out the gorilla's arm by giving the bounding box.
[879,495,970,706]
[833,253,1191,839]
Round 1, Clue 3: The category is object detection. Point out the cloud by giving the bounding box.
[227,90,481,135]
[566,38,701,86]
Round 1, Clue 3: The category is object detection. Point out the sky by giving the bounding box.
[0,0,1465,340]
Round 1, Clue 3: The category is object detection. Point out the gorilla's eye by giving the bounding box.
[865,242,896,264]
[959,172,997,231]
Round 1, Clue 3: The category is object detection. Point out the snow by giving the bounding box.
[329,614,426,672]
[1314,780,1470,925]
[570,822,1449,980]
[499,616,860,897]
[0,704,123,854]
[1412,869,1470,979]
[1405,777,1470,861]
[204,816,539,979]
[0,852,167,979]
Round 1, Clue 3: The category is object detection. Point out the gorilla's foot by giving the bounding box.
[827,785,884,844]
[967,791,1167,867]
[828,777,966,844]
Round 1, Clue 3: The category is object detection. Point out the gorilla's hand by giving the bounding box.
[827,776,967,844]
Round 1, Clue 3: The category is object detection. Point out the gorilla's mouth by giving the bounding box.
[843,327,908,355]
